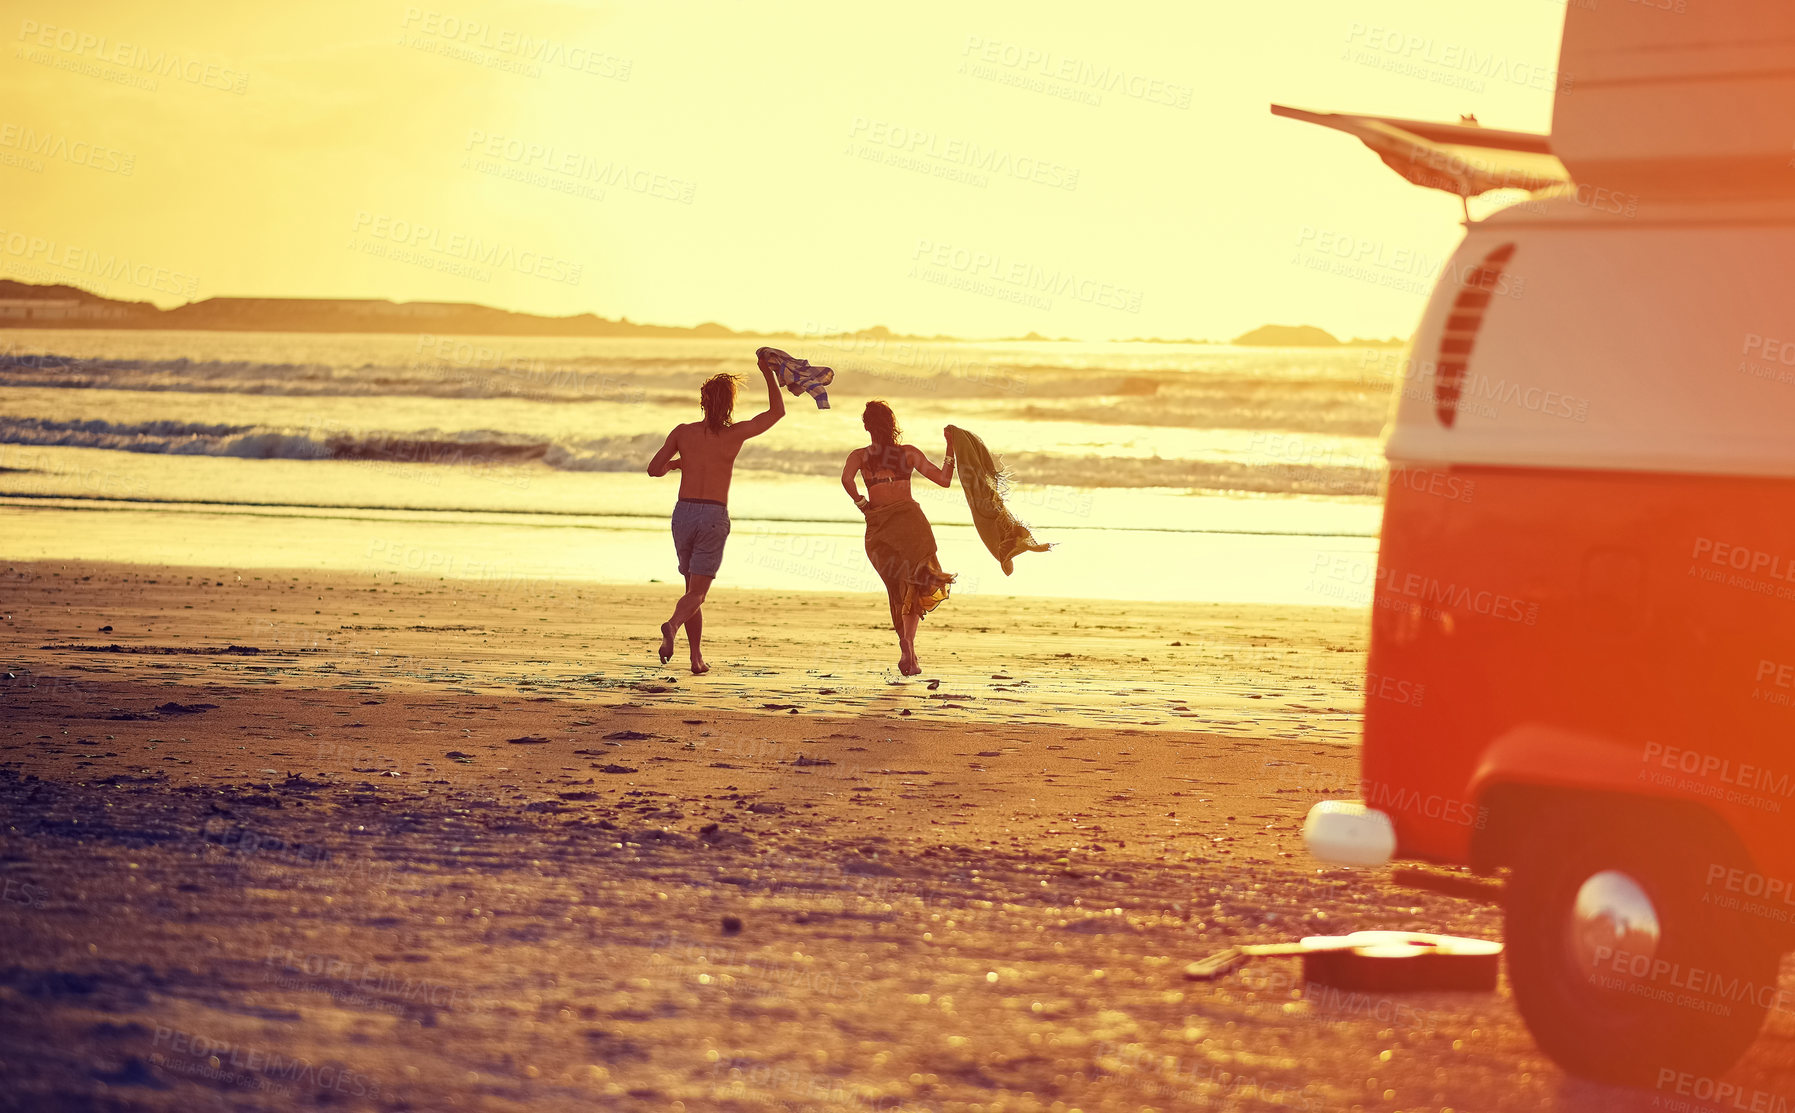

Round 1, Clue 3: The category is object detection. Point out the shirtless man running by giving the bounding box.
[646,363,785,673]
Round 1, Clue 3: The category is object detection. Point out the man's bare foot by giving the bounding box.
[658,622,674,665]
[899,648,920,676]
[689,656,710,675]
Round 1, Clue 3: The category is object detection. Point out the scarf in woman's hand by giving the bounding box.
[947,424,1051,575]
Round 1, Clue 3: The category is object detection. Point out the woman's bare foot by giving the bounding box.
[899,646,920,675]
[689,656,710,675]
[658,622,674,665]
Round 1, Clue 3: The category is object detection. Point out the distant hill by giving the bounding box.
[1230,323,1407,348]
[0,280,790,338]
[1231,324,1341,347]
[0,280,1407,346]
[0,281,945,342]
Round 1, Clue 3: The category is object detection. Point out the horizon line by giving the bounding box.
[0,276,1407,347]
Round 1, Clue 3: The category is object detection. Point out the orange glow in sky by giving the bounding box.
[3,0,1566,339]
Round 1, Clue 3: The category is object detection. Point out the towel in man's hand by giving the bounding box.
[755,347,833,409]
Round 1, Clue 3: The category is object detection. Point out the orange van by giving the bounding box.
[1289,0,1795,1084]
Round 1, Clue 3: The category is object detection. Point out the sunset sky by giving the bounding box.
[4,0,1567,340]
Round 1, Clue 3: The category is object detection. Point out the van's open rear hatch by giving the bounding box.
[1270,104,1567,213]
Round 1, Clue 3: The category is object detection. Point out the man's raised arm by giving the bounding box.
[733,365,786,439]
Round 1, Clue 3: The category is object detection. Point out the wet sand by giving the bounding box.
[1,561,1789,1111]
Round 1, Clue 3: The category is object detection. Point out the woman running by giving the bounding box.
[841,401,956,675]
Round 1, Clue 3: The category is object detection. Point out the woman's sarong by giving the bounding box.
[863,499,955,617]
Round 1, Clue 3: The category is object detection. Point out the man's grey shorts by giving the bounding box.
[671,498,730,578]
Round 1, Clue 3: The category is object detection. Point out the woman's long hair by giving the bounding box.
[863,400,900,447]
[700,374,737,433]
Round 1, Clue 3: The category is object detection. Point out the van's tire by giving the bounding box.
[1504,807,1777,1085]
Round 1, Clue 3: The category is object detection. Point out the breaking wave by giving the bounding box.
[0,416,1378,496]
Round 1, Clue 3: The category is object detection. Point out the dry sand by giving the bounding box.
[1,561,1789,1111]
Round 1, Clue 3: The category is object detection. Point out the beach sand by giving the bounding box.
[2,561,1787,1111]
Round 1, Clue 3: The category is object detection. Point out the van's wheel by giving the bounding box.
[1504,807,1776,1085]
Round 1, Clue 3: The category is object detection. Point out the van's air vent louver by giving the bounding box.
[1434,243,1516,428]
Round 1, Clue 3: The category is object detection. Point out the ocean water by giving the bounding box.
[0,329,1391,604]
